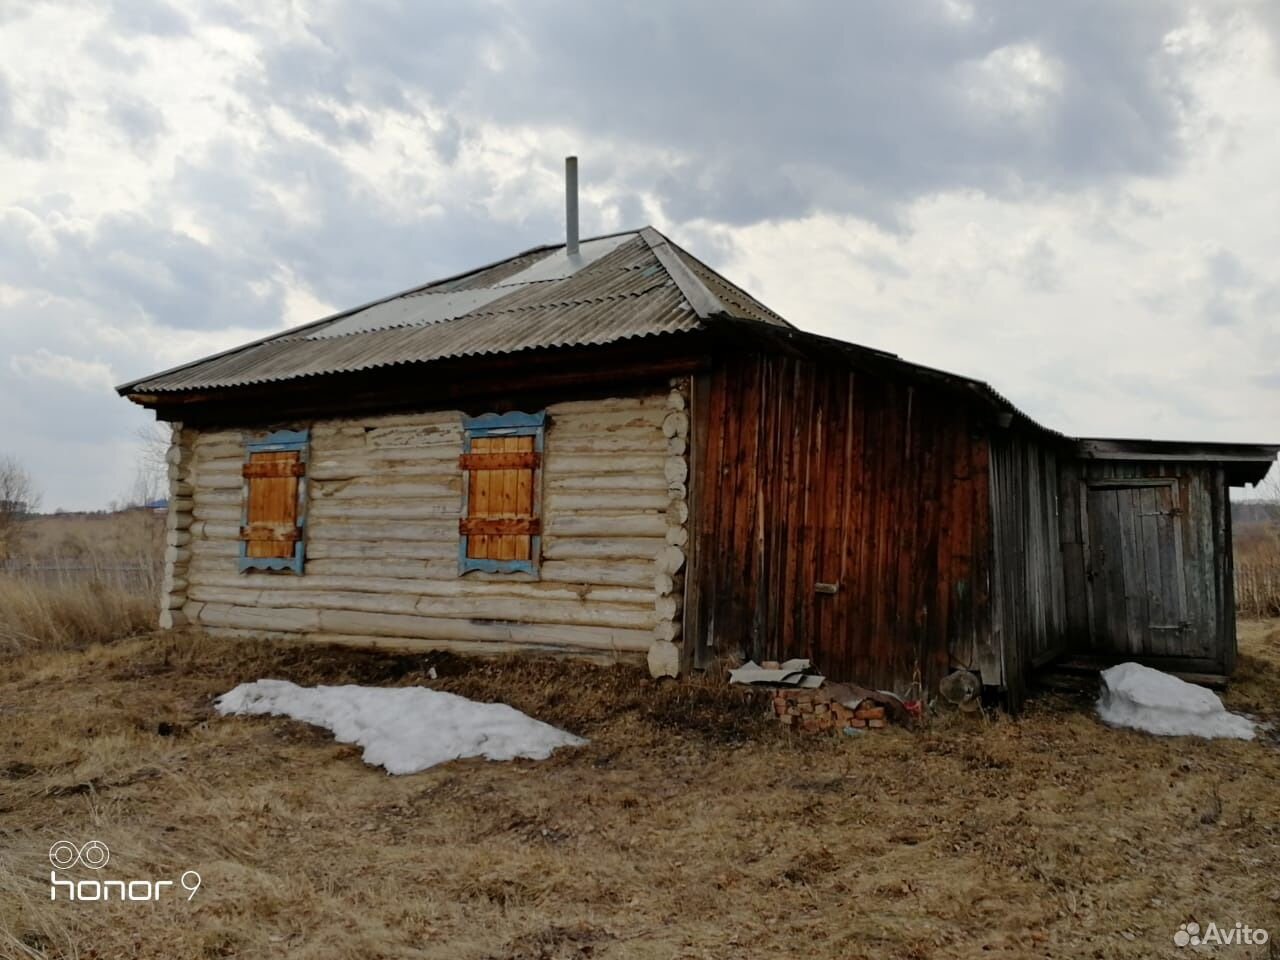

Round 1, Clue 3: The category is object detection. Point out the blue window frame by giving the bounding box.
[459,411,545,576]
[238,428,309,574]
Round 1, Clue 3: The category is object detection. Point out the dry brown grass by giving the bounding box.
[1,625,1278,960]
[0,510,163,655]
[0,576,157,655]
[1235,511,1280,619]
[15,512,164,564]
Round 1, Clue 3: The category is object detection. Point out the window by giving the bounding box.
[238,429,308,574]
[459,411,545,575]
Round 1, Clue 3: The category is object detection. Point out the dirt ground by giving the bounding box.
[2,623,1278,960]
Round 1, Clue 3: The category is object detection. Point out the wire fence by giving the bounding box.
[0,556,161,595]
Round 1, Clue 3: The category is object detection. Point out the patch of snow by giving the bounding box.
[1096,662,1255,741]
[215,679,587,774]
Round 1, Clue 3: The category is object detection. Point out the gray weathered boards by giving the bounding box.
[1061,460,1231,674]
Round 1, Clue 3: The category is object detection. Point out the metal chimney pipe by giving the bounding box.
[565,156,579,256]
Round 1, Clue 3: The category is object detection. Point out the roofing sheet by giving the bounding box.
[494,234,633,285]
[307,287,513,339]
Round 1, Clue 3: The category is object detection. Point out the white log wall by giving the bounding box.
[174,390,686,660]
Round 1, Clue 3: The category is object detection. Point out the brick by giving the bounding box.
[813,704,829,716]
[854,706,886,721]
[867,718,886,729]
[846,718,866,728]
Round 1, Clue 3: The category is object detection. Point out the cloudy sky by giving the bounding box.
[1,0,1277,510]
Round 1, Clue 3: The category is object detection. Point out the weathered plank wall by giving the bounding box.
[687,351,995,695]
[989,431,1068,708]
[1058,459,1231,673]
[173,389,686,659]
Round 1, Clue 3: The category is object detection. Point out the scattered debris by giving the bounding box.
[771,689,897,734]
[1096,662,1256,740]
[215,679,587,774]
[729,659,824,688]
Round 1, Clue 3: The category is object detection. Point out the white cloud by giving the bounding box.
[10,348,116,392]
[0,0,1275,510]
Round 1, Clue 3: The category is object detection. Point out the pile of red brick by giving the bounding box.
[772,690,889,733]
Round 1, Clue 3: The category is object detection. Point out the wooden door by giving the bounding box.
[1083,480,1208,659]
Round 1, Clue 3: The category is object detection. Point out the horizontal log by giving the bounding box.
[541,434,663,454]
[189,521,243,541]
[310,478,461,500]
[194,558,449,581]
[303,558,657,589]
[542,454,666,476]
[542,537,664,561]
[192,571,655,606]
[459,451,541,471]
[546,394,667,415]
[193,489,243,507]
[307,499,460,520]
[308,461,459,482]
[191,469,245,491]
[545,492,669,513]
[311,444,460,465]
[308,519,457,542]
[459,516,541,536]
[306,541,456,561]
[316,609,652,652]
[187,540,238,559]
[185,586,655,629]
[192,503,242,522]
[365,424,463,448]
[198,603,320,633]
[546,474,668,492]
[544,514,667,538]
[192,429,242,447]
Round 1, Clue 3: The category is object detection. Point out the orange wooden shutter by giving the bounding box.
[241,450,302,558]
[462,435,539,561]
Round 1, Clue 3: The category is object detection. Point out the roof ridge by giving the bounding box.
[638,227,726,319]
[666,237,794,329]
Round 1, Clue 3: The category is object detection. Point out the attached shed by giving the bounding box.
[119,211,1277,706]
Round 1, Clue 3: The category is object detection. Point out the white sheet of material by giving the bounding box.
[216,679,587,774]
[1096,662,1256,740]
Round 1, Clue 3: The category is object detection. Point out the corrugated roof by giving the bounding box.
[119,228,783,395]
[113,224,1279,467]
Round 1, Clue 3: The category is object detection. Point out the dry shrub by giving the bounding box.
[0,575,156,654]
